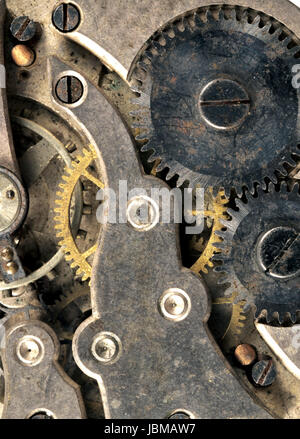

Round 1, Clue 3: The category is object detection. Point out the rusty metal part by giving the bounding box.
[10,16,36,42]
[52,3,81,33]
[234,344,257,367]
[55,75,84,104]
[251,359,277,387]
[11,44,35,67]
[1,319,86,418]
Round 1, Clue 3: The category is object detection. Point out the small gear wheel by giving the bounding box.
[215,183,300,323]
[132,6,300,195]
[54,146,104,282]
[190,187,228,274]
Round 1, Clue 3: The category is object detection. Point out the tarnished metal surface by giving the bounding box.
[0,0,299,420]
[214,184,300,322]
[43,56,271,418]
[64,0,300,79]
[132,8,300,194]
[2,319,86,419]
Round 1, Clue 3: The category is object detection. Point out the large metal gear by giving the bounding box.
[132,6,300,195]
[215,183,300,323]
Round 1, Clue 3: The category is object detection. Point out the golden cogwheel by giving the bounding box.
[54,145,104,282]
[212,293,247,343]
[190,188,247,341]
[190,187,228,275]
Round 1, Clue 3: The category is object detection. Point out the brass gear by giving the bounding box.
[54,146,104,282]
[190,187,228,275]
[189,188,246,340]
[212,293,247,344]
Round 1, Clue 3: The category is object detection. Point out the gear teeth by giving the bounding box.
[165,168,176,181]
[131,7,300,201]
[140,141,154,154]
[54,145,103,283]
[205,9,216,24]
[194,12,205,28]
[135,132,150,141]
[217,185,300,323]
[190,189,229,275]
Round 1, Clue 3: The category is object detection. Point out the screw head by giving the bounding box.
[234,344,257,367]
[199,78,250,130]
[256,227,300,279]
[52,3,81,33]
[159,288,191,322]
[55,75,84,104]
[16,336,44,367]
[10,16,36,42]
[251,359,276,387]
[91,332,122,364]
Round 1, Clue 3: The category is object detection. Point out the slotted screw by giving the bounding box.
[10,16,36,41]
[52,3,81,33]
[55,76,84,104]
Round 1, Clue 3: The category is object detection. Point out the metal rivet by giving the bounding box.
[11,45,35,67]
[91,332,122,364]
[52,3,81,33]
[27,409,56,419]
[16,336,44,367]
[10,16,37,42]
[159,288,191,322]
[168,409,195,419]
[127,195,159,231]
[234,344,257,367]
